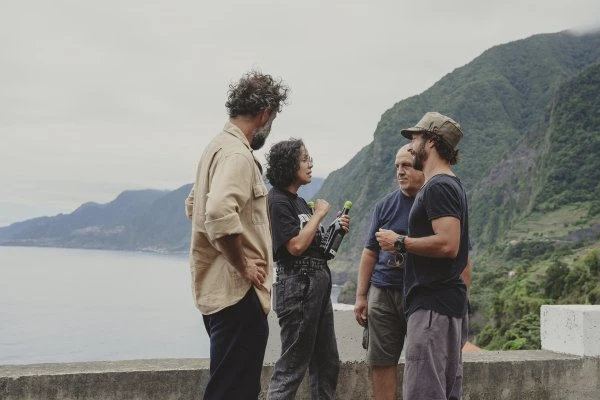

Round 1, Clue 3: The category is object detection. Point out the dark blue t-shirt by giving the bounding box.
[404,174,469,318]
[365,190,414,289]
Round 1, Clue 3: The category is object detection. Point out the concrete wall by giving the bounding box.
[2,351,600,399]
[4,308,600,399]
[541,305,600,356]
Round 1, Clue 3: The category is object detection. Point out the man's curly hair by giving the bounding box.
[421,131,461,165]
[266,139,305,189]
[226,70,289,118]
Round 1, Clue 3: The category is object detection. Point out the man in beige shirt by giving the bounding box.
[187,70,288,400]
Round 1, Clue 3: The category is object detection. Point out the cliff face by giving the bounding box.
[315,31,600,271]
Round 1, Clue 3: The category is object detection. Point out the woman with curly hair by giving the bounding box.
[265,138,350,400]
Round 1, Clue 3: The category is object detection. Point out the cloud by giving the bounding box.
[1,0,599,224]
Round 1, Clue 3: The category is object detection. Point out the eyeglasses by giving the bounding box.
[300,156,314,164]
[386,253,405,269]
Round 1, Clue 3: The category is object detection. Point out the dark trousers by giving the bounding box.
[268,265,340,399]
[202,288,269,400]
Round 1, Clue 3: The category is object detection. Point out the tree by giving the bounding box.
[544,259,568,299]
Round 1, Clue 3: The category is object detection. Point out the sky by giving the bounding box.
[1,0,599,227]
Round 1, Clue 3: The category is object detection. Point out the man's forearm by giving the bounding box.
[356,249,377,297]
[215,234,247,274]
[286,215,325,256]
[462,257,472,291]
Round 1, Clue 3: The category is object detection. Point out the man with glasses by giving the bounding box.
[353,144,424,400]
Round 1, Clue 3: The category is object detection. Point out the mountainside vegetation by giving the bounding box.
[320,30,600,263]
[469,60,600,349]
[319,30,600,349]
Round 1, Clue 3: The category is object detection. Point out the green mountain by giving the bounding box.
[318,30,600,348]
[0,189,174,251]
[320,30,600,264]
[472,60,600,350]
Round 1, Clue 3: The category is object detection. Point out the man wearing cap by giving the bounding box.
[376,112,470,400]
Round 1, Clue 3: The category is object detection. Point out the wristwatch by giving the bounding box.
[394,235,406,253]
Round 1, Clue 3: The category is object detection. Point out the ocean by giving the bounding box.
[0,246,342,365]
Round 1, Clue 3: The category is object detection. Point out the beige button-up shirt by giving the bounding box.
[188,122,272,315]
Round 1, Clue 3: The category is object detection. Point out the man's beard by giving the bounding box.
[413,142,428,171]
[250,131,269,150]
[250,116,275,150]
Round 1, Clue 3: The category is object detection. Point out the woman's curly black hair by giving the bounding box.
[421,131,461,165]
[225,70,289,118]
[265,139,305,189]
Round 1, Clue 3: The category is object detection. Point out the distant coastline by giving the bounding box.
[0,179,325,255]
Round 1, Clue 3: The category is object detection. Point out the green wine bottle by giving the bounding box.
[321,201,352,259]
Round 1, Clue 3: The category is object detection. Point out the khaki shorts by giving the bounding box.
[366,286,407,366]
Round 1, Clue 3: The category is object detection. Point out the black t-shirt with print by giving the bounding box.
[268,186,324,264]
[404,174,469,319]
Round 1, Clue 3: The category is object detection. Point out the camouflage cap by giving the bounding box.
[400,112,463,149]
